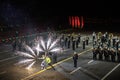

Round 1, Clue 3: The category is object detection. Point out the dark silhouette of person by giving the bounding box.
[73,52,78,67]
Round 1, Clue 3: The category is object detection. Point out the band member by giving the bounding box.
[107,38,111,48]
[110,48,116,62]
[117,48,120,62]
[103,47,109,61]
[86,37,89,45]
[92,32,96,42]
[73,52,78,67]
[76,38,79,48]
[98,47,103,60]
[113,38,116,48]
[83,38,86,49]
[72,38,76,50]
[68,38,70,48]
[116,38,119,51]
[92,48,97,60]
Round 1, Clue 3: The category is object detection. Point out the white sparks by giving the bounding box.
[25,45,36,56]
[38,36,61,54]
[18,59,34,64]
[15,34,61,70]
[36,43,43,52]
[49,39,59,50]
[50,48,61,52]
[40,39,46,50]
[15,45,39,69]
[47,37,52,50]
[16,51,34,58]
[26,61,36,70]
[36,43,43,56]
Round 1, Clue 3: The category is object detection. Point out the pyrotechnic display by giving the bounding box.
[1,1,120,80]
[15,34,61,70]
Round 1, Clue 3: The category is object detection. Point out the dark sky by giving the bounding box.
[0,0,120,32]
[0,0,118,16]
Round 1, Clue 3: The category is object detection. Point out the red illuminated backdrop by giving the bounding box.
[69,16,84,29]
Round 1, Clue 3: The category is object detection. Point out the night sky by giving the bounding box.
[0,0,120,32]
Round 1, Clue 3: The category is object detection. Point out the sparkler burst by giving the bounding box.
[15,35,61,70]
[15,45,38,70]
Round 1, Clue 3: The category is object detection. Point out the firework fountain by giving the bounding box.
[15,33,62,70]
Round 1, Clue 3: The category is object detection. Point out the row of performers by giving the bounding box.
[92,47,120,62]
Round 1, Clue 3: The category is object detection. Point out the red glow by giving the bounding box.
[72,16,75,28]
[81,16,84,28]
[75,16,78,27]
[69,16,84,29]
[77,16,80,28]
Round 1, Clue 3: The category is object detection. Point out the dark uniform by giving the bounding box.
[86,37,89,45]
[73,52,78,67]
[76,38,79,48]
[72,39,76,50]
[105,32,108,39]
[52,53,57,63]
[78,34,81,43]
[110,49,116,62]
[116,39,119,51]
[92,32,96,42]
[98,48,103,60]
[71,36,74,41]
[107,48,111,61]
[92,48,97,60]
[107,39,111,48]
[93,40,96,48]
[65,37,68,47]
[83,39,85,49]
[117,49,120,62]
[113,38,116,47]
[68,39,70,48]
[103,48,109,61]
